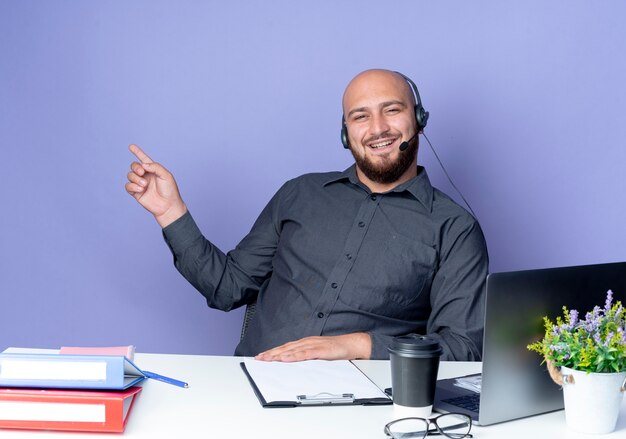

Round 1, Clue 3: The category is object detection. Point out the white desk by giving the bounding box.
[2,353,626,438]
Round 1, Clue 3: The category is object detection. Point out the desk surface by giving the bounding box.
[2,353,625,438]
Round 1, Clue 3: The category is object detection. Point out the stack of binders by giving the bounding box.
[0,347,144,433]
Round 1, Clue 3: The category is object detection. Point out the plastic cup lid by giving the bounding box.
[388,334,443,358]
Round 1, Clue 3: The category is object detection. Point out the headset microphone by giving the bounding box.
[399,131,418,152]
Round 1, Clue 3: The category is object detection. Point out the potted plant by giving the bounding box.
[527,290,626,434]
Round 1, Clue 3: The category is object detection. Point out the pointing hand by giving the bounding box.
[125,144,187,228]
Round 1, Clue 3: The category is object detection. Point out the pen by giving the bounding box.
[143,370,189,388]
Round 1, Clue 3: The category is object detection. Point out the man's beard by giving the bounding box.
[350,139,418,185]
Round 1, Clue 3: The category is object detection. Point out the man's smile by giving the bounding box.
[365,137,398,153]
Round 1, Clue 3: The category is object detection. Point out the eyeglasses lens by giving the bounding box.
[387,414,471,439]
[387,418,428,439]
[435,414,472,438]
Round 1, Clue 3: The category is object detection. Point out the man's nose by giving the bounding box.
[369,114,391,137]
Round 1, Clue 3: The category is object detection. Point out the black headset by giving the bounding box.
[341,72,430,149]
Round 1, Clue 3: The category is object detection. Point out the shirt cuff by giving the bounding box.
[161,210,203,254]
[368,332,394,360]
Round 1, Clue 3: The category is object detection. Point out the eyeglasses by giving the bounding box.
[384,413,473,439]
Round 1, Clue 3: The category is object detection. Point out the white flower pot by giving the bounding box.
[561,366,626,434]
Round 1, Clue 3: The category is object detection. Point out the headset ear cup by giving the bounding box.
[341,119,350,149]
[415,105,429,131]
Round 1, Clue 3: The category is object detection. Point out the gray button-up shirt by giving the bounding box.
[163,165,488,360]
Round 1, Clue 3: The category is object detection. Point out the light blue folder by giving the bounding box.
[0,352,147,389]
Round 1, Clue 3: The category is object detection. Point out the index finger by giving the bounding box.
[128,144,154,164]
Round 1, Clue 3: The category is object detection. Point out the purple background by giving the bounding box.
[1,1,625,355]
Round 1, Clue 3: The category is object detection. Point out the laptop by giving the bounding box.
[434,261,626,426]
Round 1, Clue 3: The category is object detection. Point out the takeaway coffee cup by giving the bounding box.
[388,334,443,418]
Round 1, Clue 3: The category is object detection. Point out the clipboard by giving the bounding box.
[240,359,392,408]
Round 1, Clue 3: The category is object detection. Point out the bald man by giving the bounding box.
[125,69,488,361]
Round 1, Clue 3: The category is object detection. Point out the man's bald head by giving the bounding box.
[342,69,416,117]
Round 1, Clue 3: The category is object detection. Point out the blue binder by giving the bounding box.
[0,352,186,389]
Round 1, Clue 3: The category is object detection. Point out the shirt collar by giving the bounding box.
[324,165,434,212]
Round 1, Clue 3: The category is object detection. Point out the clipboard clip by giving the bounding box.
[297,392,355,405]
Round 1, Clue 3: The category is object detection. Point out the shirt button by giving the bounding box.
[346,254,352,260]
[331,283,338,289]
[358,221,365,228]
[370,194,377,201]
[317,312,325,319]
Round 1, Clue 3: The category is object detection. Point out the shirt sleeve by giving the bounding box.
[161,185,285,312]
[425,218,489,361]
[368,333,398,360]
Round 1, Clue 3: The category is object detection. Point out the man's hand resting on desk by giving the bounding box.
[255,333,372,362]
[125,144,188,228]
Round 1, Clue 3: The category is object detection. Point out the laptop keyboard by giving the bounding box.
[442,393,480,412]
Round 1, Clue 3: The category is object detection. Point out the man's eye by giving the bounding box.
[353,114,367,121]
